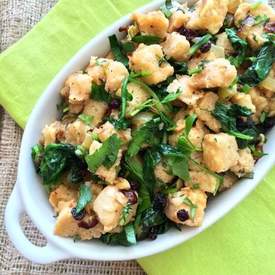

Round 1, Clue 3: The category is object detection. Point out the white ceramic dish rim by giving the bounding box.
[5,0,274,265]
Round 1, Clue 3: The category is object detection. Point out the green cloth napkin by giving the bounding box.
[0,1,274,274]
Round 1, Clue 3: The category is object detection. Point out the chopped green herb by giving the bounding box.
[167,156,190,181]
[78,114,93,125]
[240,84,251,94]
[76,184,92,214]
[100,223,136,246]
[120,76,130,119]
[85,134,121,173]
[253,15,269,26]
[119,203,132,226]
[91,83,112,103]
[121,41,135,54]
[129,98,155,116]
[31,144,44,172]
[160,0,173,18]
[225,28,248,67]
[181,195,197,221]
[127,118,161,157]
[248,145,267,158]
[188,34,212,57]
[107,117,131,130]
[129,71,151,78]
[132,35,162,45]
[75,145,88,159]
[37,143,76,186]
[212,102,257,144]
[239,43,275,86]
[260,112,267,123]
[108,34,129,66]
[161,90,182,104]
[169,61,188,74]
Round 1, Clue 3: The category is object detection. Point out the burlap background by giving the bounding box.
[0,0,144,274]
[0,0,274,274]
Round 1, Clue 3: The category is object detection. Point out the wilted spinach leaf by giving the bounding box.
[100,223,136,246]
[239,43,275,86]
[75,184,92,214]
[212,102,258,145]
[225,28,248,67]
[37,143,76,186]
[107,116,131,130]
[91,83,112,103]
[134,207,168,240]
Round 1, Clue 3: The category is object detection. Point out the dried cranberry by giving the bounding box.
[178,28,198,42]
[109,99,121,109]
[121,190,138,205]
[148,228,157,240]
[153,193,167,211]
[119,26,129,32]
[71,207,86,221]
[78,218,98,229]
[264,22,275,33]
[177,209,189,222]
[129,181,139,191]
[200,42,211,53]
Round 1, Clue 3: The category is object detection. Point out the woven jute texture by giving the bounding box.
[0,0,145,274]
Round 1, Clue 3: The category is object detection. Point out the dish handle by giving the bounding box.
[5,182,71,264]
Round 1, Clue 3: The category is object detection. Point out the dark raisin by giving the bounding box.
[153,193,167,211]
[148,228,157,240]
[236,117,255,131]
[122,190,138,205]
[78,218,98,229]
[260,117,275,132]
[178,28,198,42]
[200,42,211,53]
[109,99,121,109]
[119,26,129,32]
[264,22,275,33]
[71,207,86,221]
[129,181,139,191]
[177,209,189,222]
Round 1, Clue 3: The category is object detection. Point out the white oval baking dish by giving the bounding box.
[5,0,274,265]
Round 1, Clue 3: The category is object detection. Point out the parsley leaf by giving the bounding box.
[108,34,129,66]
[127,118,161,158]
[85,134,121,172]
[132,35,161,45]
[239,43,275,86]
[225,28,248,67]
